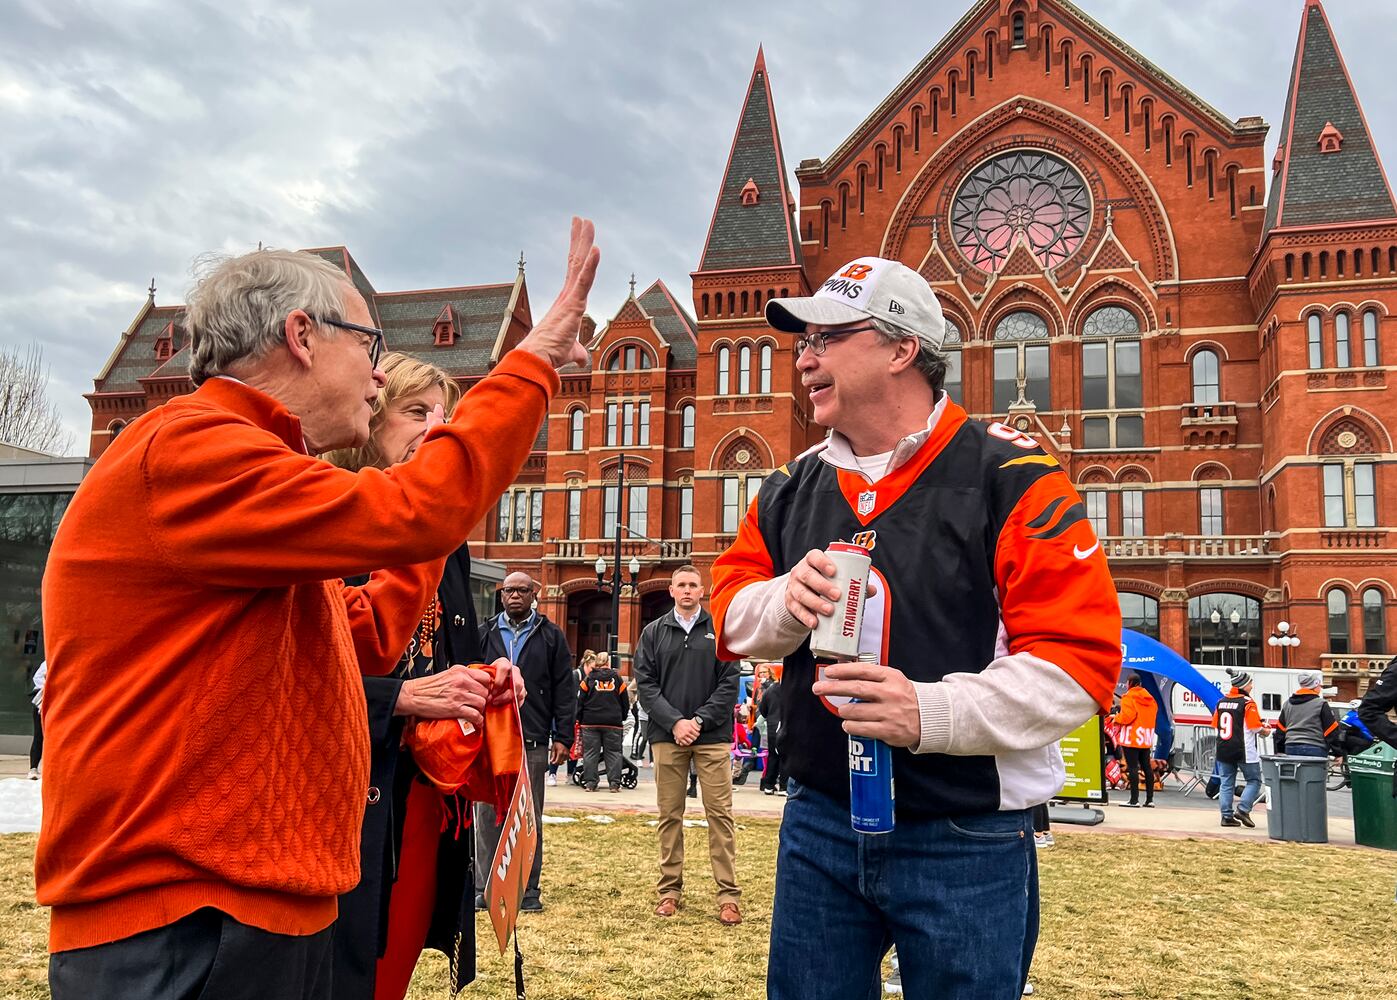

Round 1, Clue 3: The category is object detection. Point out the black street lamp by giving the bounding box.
[595,452,641,672]
[1268,620,1301,669]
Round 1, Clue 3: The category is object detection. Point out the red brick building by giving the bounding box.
[86,0,1395,693]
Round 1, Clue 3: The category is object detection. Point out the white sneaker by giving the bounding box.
[1034,832,1054,848]
[883,971,902,994]
[546,773,557,787]
[1023,983,1035,996]
[28,768,39,781]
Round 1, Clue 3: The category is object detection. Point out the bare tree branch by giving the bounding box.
[0,343,75,455]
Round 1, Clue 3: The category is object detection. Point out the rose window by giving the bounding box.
[950,151,1091,273]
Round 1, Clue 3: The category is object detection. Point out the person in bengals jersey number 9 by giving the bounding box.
[709,256,1122,1000]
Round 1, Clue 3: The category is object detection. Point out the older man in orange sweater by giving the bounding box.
[37,221,599,999]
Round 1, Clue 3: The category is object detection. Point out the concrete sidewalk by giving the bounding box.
[510,761,1364,847]
[3,754,1362,848]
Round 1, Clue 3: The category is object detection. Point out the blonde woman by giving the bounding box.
[326,353,500,1000]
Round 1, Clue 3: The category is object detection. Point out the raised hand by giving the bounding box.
[517,217,601,370]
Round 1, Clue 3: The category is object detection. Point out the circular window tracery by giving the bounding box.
[951,150,1091,273]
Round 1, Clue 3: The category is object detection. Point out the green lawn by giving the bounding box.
[3,815,1395,999]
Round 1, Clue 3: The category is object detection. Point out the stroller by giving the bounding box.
[570,713,642,790]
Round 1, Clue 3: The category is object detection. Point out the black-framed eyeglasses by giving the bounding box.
[501,586,534,596]
[313,316,385,368]
[795,325,878,357]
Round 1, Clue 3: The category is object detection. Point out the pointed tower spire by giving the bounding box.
[696,47,801,271]
[1264,0,1397,234]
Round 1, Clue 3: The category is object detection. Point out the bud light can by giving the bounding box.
[809,542,871,661]
[848,652,895,834]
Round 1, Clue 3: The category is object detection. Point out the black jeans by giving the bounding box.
[1123,746,1153,804]
[50,907,332,1000]
[30,706,43,769]
[761,747,785,792]
[581,726,623,789]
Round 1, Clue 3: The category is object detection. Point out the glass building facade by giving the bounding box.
[0,454,91,750]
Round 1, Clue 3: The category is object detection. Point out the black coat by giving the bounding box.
[480,611,576,745]
[759,679,785,753]
[1356,656,1397,795]
[578,667,630,727]
[633,608,741,746]
[335,546,481,1000]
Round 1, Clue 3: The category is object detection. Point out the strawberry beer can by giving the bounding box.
[809,541,872,661]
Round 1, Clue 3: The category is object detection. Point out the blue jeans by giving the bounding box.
[1217,759,1262,818]
[768,778,1037,1000]
[1285,744,1328,758]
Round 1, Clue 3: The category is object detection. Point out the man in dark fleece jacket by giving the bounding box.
[474,572,575,912]
[633,565,742,926]
[578,656,629,791]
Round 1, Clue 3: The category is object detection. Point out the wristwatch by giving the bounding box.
[691,715,704,731]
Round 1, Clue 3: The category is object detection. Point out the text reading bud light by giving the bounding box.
[848,652,895,834]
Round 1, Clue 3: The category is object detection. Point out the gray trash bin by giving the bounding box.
[1261,755,1328,844]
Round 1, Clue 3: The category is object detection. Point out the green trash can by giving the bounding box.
[1261,755,1329,843]
[1350,742,1397,851]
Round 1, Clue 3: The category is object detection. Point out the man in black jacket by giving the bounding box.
[578,656,630,792]
[634,565,743,925]
[1357,657,1397,797]
[474,571,576,912]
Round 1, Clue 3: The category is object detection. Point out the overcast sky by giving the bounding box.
[2,0,1393,450]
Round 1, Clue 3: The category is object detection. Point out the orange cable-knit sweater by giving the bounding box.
[37,350,557,952]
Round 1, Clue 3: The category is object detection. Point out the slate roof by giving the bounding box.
[698,49,802,273]
[1264,1,1397,234]
[146,343,191,380]
[636,280,698,368]
[373,282,518,377]
[307,247,381,325]
[95,306,185,392]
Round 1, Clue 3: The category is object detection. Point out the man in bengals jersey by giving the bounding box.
[710,257,1121,1000]
[1211,668,1271,828]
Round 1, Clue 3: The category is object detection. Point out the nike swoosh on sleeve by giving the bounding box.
[1073,541,1101,560]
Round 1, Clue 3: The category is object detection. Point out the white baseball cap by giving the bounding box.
[765,256,946,351]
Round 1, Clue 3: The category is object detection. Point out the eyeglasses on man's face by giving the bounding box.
[312,315,385,368]
[795,325,879,357]
[501,586,534,596]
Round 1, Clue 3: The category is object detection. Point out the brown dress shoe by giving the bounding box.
[654,898,679,917]
[718,902,742,926]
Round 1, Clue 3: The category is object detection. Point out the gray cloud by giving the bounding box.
[1,0,1391,448]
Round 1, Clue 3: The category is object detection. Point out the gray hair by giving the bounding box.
[186,249,354,384]
[869,317,948,394]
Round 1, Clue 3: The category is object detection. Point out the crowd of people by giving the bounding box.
[26,235,1397,1000]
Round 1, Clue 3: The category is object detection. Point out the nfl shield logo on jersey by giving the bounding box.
[857,490,876,517]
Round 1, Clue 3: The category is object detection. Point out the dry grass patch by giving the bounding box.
[3,816,1395,999]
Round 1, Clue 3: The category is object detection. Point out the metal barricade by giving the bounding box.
[1173,724,1217,797]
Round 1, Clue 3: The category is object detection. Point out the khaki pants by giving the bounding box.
[652,741,740,904]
